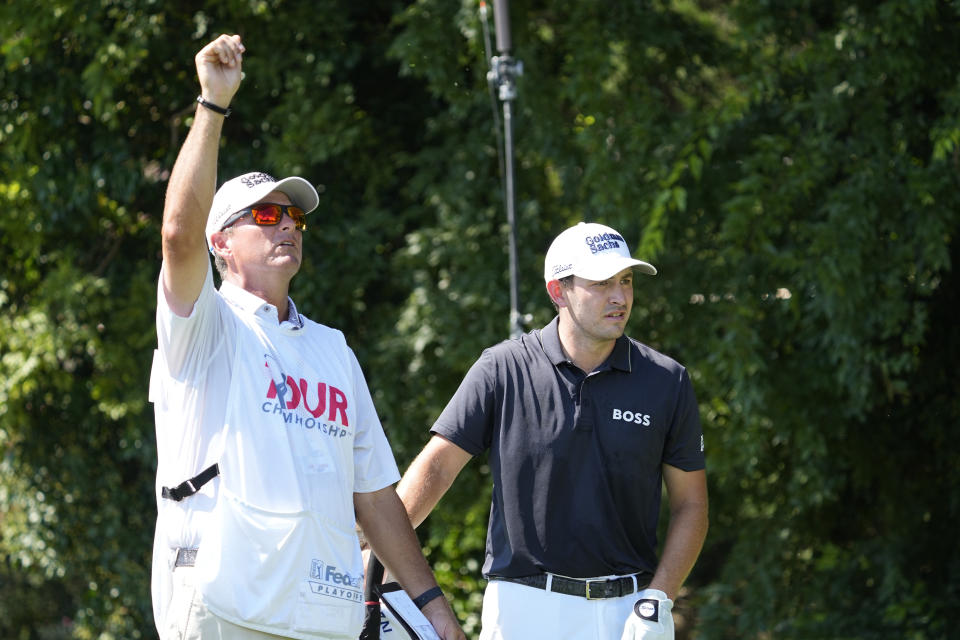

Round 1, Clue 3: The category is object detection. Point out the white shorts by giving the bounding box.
[479,577,639,640]
[160,565,292,640]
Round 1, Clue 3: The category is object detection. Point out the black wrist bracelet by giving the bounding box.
[196,95,232,117]
[412,585,444,610]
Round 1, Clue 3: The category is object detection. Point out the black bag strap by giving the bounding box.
[161,463,220,502]
[359,551,387,639]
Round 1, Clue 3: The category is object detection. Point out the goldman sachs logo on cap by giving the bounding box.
[584,232,626,254]
[240,172,276,188]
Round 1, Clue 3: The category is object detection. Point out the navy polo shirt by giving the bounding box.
[431,317,704,579]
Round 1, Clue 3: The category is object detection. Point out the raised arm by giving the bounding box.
[161,34,245,316]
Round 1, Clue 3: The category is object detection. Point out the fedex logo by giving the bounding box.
[307,558,363,602]
[266,376,349,426]
[309,559,361,588]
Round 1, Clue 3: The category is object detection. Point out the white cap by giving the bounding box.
[543,222,657,282]
[205,171,320,248]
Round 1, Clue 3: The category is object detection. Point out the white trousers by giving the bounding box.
[160,566,292,640]
[479,578,639,640]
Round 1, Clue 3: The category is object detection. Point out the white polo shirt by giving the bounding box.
[149,264,400,633]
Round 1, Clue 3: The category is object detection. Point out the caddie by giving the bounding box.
[148,33,464,640]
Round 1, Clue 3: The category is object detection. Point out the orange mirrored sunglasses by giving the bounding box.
[229,203,307,231]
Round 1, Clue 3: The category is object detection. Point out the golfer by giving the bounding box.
[397,222,708,639]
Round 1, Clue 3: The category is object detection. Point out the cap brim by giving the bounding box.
[573,256,657,280]
[271,177,320,214]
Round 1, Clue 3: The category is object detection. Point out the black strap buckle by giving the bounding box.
[161,463,220,502]
[174,548,198,567]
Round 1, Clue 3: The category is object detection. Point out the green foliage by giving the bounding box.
[683,1,960,637]
[1,0,958,638]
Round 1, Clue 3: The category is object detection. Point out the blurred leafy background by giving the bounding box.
[1,0,958,638]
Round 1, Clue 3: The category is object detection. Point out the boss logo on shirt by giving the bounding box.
[612,408,651,426]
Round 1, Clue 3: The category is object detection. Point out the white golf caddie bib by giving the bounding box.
[193,312,366,639]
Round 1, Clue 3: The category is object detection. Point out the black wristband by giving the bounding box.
[412,585,444,610]
[196,95,232,117]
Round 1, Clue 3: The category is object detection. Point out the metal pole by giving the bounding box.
[502,100,521,338]
[489,0,524,338]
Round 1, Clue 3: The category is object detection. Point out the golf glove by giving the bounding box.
[619,588,674,640]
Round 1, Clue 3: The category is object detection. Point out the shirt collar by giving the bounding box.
[219,280,304,329]
[540,316,632,372]
[285,298,304,329]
